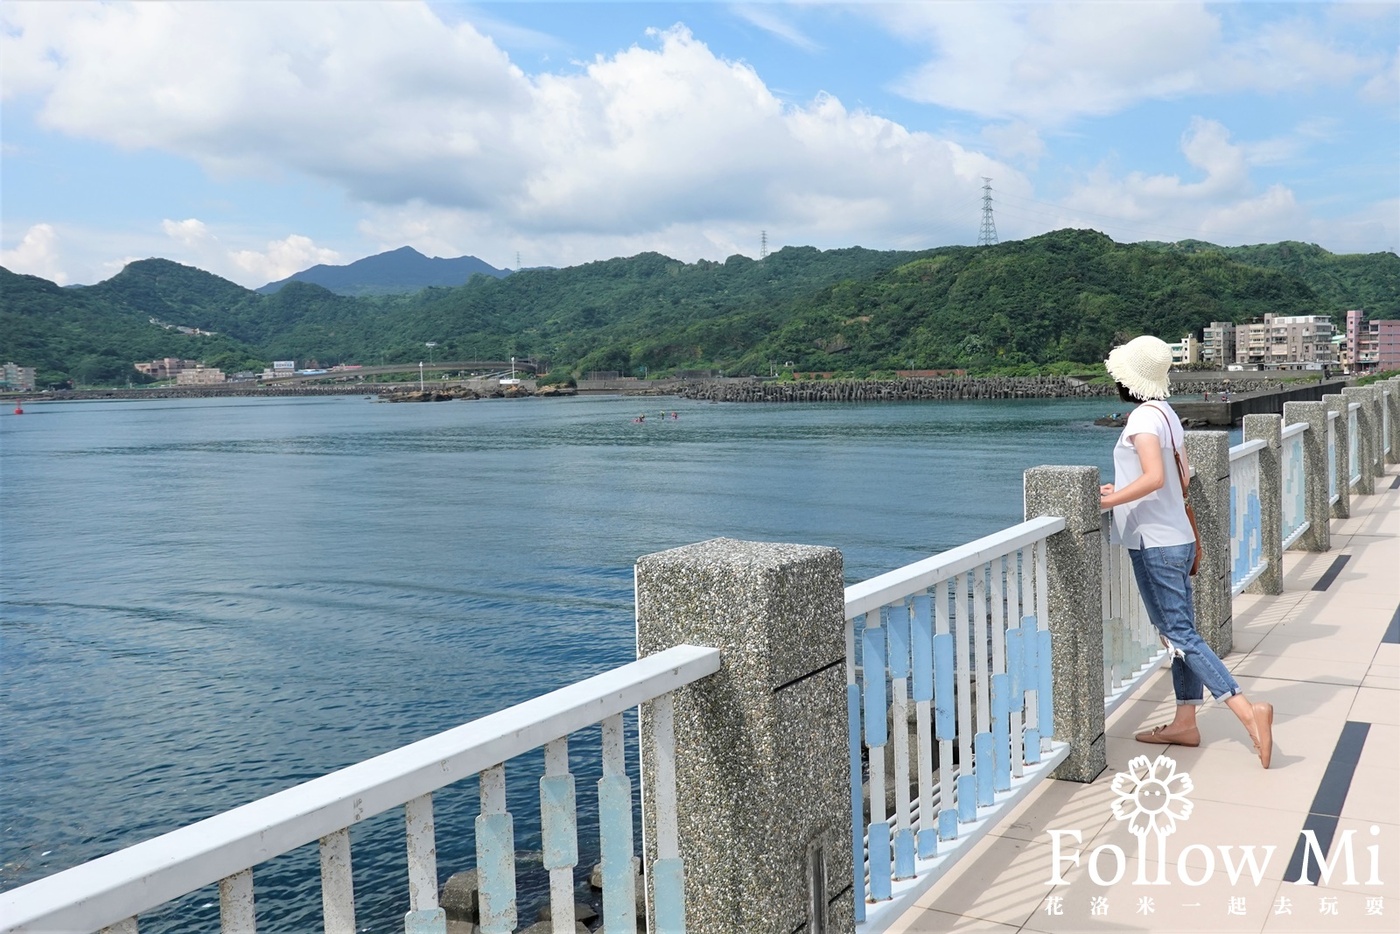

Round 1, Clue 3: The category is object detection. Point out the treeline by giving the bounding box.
[2,229,1396,388]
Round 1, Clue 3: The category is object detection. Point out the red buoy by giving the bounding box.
[13,403,22,415]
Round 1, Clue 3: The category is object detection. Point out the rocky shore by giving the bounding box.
[674,375,1114,403]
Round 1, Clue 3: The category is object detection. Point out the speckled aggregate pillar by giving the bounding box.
[1281,401,1331,552]
[1243,415,1283,596]
[1342,387,1377,494]
[1385,379,1400,465]
[635,538,853,934]
[1023,466,1105,784]
[1184,432,1232,657]
[1324,394,1351,519]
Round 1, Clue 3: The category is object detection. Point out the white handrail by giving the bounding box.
[844,515,1065,619]
[1229,438,1268,461]
[0,644,722,934]
[1281,422,1307,440]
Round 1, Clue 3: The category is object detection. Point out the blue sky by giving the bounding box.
[2,1,1396,288]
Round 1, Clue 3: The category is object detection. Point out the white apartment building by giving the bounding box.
[175,366,226,385]
[1169,334,1201,366]
[1233,313,1336,369]
[1201,322,1235,368]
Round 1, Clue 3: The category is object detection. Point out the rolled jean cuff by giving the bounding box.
[1177,698,1205,706]
[1211,686,1241,702]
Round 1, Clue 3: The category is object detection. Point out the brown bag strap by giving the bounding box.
[1144,403,1191,501]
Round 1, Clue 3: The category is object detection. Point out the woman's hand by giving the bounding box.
[1100,483,1116,497]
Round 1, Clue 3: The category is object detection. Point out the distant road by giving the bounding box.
[262,360,538,384]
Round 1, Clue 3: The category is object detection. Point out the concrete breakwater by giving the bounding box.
[674,376,1113,403]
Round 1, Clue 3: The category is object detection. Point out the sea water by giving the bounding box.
[0,393,1119,930]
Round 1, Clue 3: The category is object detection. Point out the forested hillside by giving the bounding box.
[2,229,1396,388]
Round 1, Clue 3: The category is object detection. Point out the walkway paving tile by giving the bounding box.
[883,464,1399,933]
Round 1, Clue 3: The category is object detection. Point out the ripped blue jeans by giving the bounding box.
[1128,543,1240,704]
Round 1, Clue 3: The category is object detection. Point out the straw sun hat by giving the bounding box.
[1105,335,1173,401]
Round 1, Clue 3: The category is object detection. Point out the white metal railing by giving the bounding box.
[1099,512,1168,718]
[1280,422,1310,549]
[1228,439,1267,595]
[1349,403,1361,487]
[844,516,1069,931]
[1327,409,1340,505]
[0,645,721,934]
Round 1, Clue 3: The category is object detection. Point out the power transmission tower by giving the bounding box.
[760,230,768,259]
[977,178,998,246]
[516,251,522,271]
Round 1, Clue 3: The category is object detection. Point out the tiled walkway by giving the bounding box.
[887,465,1399,934]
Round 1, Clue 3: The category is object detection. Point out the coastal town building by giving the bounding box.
[175,366,226,385]
[1233,313,1336,370]
[2,362,37,391]
[134,358,199,380]
[1201,321,1235,367]
[1169,333,1201,365]
[261,360,297,380]
[1346,308,1400,372]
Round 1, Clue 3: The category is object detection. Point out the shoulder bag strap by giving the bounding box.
[1144,403,1191,502]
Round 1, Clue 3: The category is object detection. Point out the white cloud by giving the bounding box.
[874,2,1385,125]
[0,3,1017,258]
[729,5,821,53]
[231,235,342,283]
[1,223,68,284]
[161,218,214,248]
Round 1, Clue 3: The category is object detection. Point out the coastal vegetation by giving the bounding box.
[2,229,1396,388]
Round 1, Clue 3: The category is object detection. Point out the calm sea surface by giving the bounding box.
[0,393,1119,930]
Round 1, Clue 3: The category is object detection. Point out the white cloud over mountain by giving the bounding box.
[0,1,1394,287]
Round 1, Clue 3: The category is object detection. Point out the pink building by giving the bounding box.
[1347,309,1400,372]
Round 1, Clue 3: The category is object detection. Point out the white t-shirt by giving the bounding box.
[1111,402,1195,549]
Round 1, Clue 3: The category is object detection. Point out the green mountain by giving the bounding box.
[1136,239,1400,319]
[257,246,511,297]
[3,230,1396,388]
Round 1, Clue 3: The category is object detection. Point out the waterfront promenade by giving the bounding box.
[888,463,1399,934]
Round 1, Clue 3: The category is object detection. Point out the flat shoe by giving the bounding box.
[1134,724,1200,747]
[1253,702,1274,769]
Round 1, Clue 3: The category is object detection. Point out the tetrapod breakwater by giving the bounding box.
[674,376,1114,403]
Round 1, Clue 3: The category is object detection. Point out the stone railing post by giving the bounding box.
[1242,415,1283,595]
[1184,432,1232,657]
[1023,466,1105,784]
[635,539,853,934]
[1342,386,1376,493]
[1384,379,1400,466]
[1281,401,1331,552]
[1324,394,1352,518]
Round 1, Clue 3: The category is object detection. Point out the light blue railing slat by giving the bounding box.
[938,808,958,841]
[539,775,577,870]
[651,858,686,934]
[956,774,976,822]
[1037,629,1054,740]
[974,733,994,806]
[886,604,911,680]
[895,825,916,880]
[598,773,636,932]
[991,673,1011,792]
[911,595,933,702]
[1007,626,1023,698]
[845,685,865,922]
[932,633,955,740]
[863,625,888,746]
[476,813,516,934]
[868,822,893,901]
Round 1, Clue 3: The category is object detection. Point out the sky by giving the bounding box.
[1,1,1397,289]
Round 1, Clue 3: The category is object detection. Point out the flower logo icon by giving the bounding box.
[1111,754,1194,838]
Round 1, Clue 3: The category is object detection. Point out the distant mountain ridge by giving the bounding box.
[258,246,510,296]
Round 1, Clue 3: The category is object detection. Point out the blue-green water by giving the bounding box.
[0,393,1118,930]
